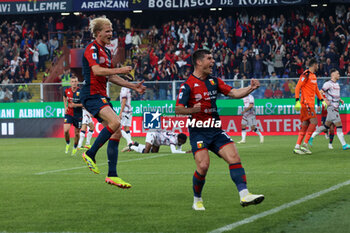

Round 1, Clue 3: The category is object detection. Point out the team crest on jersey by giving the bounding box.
[101,98,108,104]
[64,118,67,123]
[76,92,80,96]
[209,79,215,85]
[194,83,199,87]
[301,77,305,81]
[197,141,204,149]
[92,53,97,60]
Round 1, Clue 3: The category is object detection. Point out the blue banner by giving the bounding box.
[0,0,72,14]
[130,0,309,10]
[73,0,129,11]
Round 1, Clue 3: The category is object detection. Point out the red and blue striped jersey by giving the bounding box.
[176,74,232,126]
[81,40,113,97]
[64,87,82,117]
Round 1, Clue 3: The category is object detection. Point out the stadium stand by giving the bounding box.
[1,4,350,102]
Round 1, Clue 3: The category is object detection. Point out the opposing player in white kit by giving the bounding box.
[237,94,264,144]
[128,130,191,154]
[77,108,95,150]
[309,69,350,150]
[119,87,135,149]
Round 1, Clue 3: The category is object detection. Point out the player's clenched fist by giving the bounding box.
[250,79,260,90]
[116,66,132,74]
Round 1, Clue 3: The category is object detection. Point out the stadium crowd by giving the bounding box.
[1,5,350,102]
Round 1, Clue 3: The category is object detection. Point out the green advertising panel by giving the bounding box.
[1,98,350,119]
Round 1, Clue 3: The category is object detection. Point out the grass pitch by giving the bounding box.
[1,135,350,233]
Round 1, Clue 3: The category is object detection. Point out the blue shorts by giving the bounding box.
[189,129,234,156]
[80,94,113,122]
[64,114,82,129]
[321,116,327,125]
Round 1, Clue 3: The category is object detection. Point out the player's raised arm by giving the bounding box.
[91,65,132,76]
[109,75,146,94]
[227,79,260,99]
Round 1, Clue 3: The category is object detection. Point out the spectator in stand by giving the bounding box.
[144,73,155,100]
[18,84,30,101]
[49,36,59,59]
[56,19,64,42]
[37,39,49,72]
[253,54,263,79]
[264,84,274,99]
[273,86,283,98]
[283,79,292,98]
[3,87,13,102]
[125,30,132,59]
[269,71,279,85]
[131,31,141,49]
[239,55,251,77]
[0,86,4,102]
[324,58,335,76]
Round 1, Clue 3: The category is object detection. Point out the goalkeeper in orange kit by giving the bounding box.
[293,58,329,154]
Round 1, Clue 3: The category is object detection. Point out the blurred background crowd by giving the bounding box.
[1,4,350,102]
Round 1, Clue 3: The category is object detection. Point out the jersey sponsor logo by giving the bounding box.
[195,93,202,101]
[92,53,97,60]
[209,79,215,85]
[197,141,204,149]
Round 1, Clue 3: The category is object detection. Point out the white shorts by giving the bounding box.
[241,114,257,126]
[326,107,341,123]
[145,132,158,146]
[82,109,93,125]
[121,112,132,127]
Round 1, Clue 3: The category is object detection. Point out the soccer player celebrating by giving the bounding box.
[80,17,146,189]
[77,108,95,150]
[237,94,264,144]
[175,49,264,211]
[308,69,350,150]
[63,76,83,156]
[119,87,135,147]
[293,58,329,155]
[126,130,191,154]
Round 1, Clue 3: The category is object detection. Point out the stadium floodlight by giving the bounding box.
[311,4,318,7]
[133,10,143,13]
[61,13,70,16]
[210,8,217,11]
[322,4,327,7]
[218,8,222,11]
[73,12,81,15]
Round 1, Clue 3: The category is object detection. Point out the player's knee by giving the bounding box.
[197,162,209,174]
[108,120,120,132]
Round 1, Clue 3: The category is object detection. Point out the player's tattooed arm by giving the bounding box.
[91,65,132,76]
[227,79,260,99]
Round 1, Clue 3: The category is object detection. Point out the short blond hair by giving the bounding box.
[89,17,112,38]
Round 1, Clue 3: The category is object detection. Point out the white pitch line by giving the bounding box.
[209,179,350,233]
[34,153,172,175]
